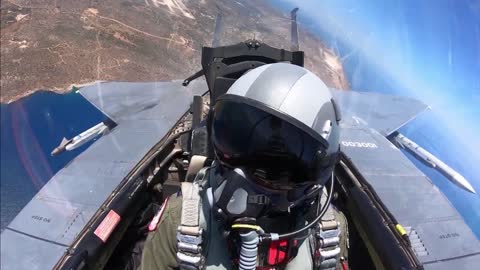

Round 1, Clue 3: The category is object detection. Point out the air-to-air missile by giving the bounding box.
[51,121,111,156]
[394,133,476,194]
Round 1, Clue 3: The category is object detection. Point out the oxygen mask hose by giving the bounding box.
[238,230,259,270]
[231,223,262,270]
[261,172,335,241]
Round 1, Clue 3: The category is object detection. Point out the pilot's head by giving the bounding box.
[210,63,341,226]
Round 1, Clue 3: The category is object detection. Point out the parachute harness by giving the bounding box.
[177,168,209,270]
[177,169,342,269]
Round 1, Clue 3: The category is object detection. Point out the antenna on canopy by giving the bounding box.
[212,6,223,47]
[290,7,300,51]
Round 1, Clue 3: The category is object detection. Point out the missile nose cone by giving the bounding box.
[452,173,476,194]
[51,137,71,156]
[51,147,62,156]
[461,181,476,194]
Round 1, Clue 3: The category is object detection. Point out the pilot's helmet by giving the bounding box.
[211,63,341,191]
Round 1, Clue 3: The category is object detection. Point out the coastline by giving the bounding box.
[1,80,102,104]
[1,0,349,104]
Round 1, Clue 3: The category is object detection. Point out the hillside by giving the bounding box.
[0,0,349,103]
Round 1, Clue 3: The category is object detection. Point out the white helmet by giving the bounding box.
[211,63,341,190]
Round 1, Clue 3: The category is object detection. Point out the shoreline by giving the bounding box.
[1,80,103,104]
[1,0,350,105]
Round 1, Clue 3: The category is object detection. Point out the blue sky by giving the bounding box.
[280,0,480,148]
[273,0,480,234]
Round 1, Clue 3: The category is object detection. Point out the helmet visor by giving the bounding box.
[212,99,329,189]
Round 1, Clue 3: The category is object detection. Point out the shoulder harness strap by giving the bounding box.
[177,167,209,270]
[185,155,208,182]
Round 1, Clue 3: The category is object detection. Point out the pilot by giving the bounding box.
[140,63,348,270]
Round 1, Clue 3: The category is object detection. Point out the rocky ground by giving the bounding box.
[0,0,349,103]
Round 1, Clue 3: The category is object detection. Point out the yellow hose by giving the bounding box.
[231,224,262,231]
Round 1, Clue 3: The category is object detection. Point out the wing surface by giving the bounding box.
[1,80,207,270]
[340,126,480,269]
[79,80,205,123]
[331,89,429,136]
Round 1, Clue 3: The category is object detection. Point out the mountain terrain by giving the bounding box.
[0,0,349,103]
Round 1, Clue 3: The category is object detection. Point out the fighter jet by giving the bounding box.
[1,8,479,270]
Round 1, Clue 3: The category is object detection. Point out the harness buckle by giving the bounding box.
[248,194,270,205]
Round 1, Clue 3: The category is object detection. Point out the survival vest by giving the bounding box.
[175,164,346,270]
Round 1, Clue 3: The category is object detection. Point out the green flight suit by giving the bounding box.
[140,194,183,270]
[139,169,348,270]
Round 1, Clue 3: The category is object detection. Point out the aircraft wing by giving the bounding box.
[79,80,205,123]
[334,90,480,269]
[340,127,480,269]
[0,80,207,270]
[331,89,429,136]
